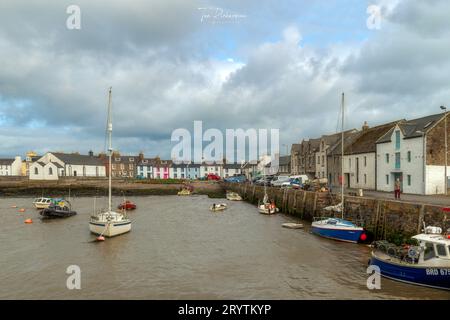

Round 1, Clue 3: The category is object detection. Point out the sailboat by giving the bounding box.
[89,88,132,237]
[258,161,278,215]
[311,93,365,243]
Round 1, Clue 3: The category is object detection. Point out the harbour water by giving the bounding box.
[0,196,448,299]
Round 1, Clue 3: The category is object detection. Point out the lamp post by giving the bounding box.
[440,106,448,195]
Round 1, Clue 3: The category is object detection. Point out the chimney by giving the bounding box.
[139,152,144,161]
[362,121,369,131]
[88,150,94,157]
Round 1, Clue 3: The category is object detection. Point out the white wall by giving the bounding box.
[343,153,376,190]
[376,127,425,194]
[64,164,105,177]
[425,165,450,195]
[29,162,59,180]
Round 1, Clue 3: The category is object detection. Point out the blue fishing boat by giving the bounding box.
[312,217,365,243]
[311,93,366,243]
[369,226,450,291]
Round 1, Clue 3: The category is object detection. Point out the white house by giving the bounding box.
[29,152,106,180]
[137,158,154,179]
[376,113,449,195]
[0,156,22,176]
[200,162,222,178]
[223,163,242,178]
[342,121,399,190]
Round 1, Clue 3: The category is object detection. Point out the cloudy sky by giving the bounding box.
[0,0,449,160]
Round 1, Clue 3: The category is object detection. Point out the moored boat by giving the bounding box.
[258,202,279,215]
[369,226,450,291]
[226,191,242,201]
[118,200,137,210]
[177,188,192,196]
[89,88,131,238]
[33,197,53,209]
[210,203,227,212]
[312,93,365,243]
[311,217,365,243]
[40,200,77,219]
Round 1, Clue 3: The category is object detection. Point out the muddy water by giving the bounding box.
[0,196,448,299]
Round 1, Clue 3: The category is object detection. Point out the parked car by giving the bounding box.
[270,175,291,187]
[224,175,246,183]
[255,175,275,186]
[281,178,303,189]
[206,173,221,181]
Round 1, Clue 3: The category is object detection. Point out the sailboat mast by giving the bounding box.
[341,92,345,219]
[107,87,113,213]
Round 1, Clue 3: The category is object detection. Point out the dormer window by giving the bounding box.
[129,158,134,162]
[115,158,121,162]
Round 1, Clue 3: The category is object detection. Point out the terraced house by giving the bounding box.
[376,113,450,195]
[103,151,142,178]
[342,121,400,190]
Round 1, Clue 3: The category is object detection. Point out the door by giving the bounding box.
[393,173,403,191]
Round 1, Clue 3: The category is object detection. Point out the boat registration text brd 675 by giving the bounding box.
[426,268,450,276]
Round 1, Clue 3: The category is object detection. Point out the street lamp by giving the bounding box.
[440,106,448,195]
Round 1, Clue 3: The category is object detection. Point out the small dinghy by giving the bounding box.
[210,203,227,212]
[282,223,304,229]
[40,200,76,219]
[118,200,136,210]
[226,191,242,201]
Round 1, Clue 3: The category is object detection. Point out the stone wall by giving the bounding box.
[224,182,450,243]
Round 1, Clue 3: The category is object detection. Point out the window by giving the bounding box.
[436,244,447,257]
[49,167,53,175]
[322,156,324,166]
[34,167,38,175]
[349,158,351,168]
[317,156,320,164]
[407,151,411,162]
[364,174,367,185]
[364,156,367,167]
[395,152,401,169]
[115,158,121,161]
[395,130,401,149]
[407,175,411,186]
[112,164,116,170]
[424,242,435,261]
[386,154,389,163]
[129,158,134,162]
[386,175,389,185]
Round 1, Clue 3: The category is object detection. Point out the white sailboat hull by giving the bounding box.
[89,220,131,237]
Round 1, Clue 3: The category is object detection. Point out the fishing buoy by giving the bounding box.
[97,236,105,241]
[24,218,33,224]
[19,208,26,213]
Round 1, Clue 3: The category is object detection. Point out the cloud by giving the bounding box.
[0,0,449,159]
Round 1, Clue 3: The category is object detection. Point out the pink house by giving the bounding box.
[153,159,171,179]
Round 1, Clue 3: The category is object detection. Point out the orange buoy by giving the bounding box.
[19,208,26,213]
[97,236,105,241]
[24,218,33,224]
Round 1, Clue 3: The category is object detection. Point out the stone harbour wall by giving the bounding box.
[223,183,450,243]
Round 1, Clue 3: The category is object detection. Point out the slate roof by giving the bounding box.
[345,121,401,154]
[377,113,445,144]
[328,131,361,156]
[52,152,104,166]
[0,159,14,165]
[224,163,242,169]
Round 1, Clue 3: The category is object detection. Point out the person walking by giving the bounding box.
[394,178,401,199]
